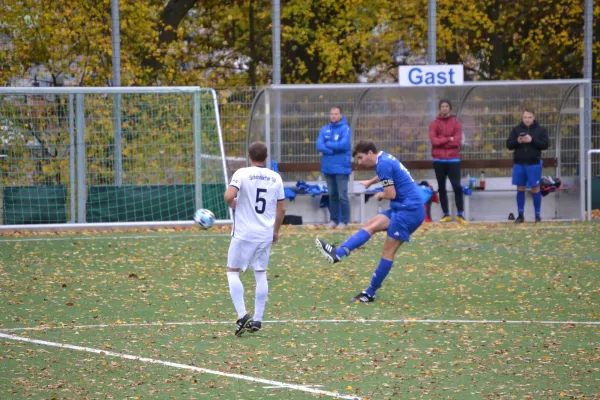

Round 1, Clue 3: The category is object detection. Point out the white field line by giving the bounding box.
[0,233,231,242]
[0,223,596,243]
[425,224,598,232]
[1,318,598,332]
[0,332,359,400]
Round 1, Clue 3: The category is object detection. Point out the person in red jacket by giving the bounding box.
[429,99,466,224]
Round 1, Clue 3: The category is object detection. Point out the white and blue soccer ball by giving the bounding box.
[193,208,215,229]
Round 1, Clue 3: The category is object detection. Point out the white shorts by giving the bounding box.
[227,237,273,272]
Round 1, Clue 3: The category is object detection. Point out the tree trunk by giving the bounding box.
[143,0,197,74]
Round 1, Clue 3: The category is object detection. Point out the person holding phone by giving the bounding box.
[506,108,549,223]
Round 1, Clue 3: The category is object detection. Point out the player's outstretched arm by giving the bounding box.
[360,176,380,189]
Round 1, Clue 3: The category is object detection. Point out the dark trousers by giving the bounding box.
[433,161,464,214]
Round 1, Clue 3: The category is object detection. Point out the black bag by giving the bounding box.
[283,215,303,225]
[540,176,562,197]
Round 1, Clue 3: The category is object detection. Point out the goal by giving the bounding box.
[0,87,231,229]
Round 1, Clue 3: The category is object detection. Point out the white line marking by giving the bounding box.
[264,385,324,389]
[1,318,598,332]
[0,332,358,400]
[425,224,598,233]
[1,222,596,243]
[0,233,231,243]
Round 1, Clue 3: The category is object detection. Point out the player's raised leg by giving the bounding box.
[315,213,390,264]
[350,207,424,303]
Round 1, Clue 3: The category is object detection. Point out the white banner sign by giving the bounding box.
[398,65,464,87]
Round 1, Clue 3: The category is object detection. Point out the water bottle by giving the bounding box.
[317,174,324,192]
[479,170,486,190]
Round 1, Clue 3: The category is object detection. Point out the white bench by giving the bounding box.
[444,182,576,222]
[289,191,372,224]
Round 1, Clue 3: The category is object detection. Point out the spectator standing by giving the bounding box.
[506,108,549,223]
[316,107,352,229]
[429,99,466,224]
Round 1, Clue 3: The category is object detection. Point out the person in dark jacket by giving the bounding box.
[429,99,466,224]
[506,107,549,223]
[316,107,352,229]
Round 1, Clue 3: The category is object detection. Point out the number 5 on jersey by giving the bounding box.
[255,188,267,214]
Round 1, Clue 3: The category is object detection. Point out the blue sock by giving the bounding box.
[532,192,542,217]
[517,191,525,216]
[457,211,463,217]
[444,212,450,217]
[365,258,393,297]
[336,229,371,258]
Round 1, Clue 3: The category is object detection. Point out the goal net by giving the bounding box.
[0,87,230,228]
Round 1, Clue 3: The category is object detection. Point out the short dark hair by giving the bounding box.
[523,107,535,115]
[439,99,452,110]
[352,140,378,157]
[331,106,342,114]
[248,141,268,162]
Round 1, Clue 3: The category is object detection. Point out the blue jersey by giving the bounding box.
[376,152,423,210]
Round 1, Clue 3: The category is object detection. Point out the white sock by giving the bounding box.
[253,271,268,321]
[226,272,246,319]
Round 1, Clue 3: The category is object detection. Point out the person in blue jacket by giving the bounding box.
[316,107,352,229]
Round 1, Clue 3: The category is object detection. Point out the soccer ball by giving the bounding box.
[193,208,215,229]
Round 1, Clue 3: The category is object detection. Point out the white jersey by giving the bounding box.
[229,166,285,242]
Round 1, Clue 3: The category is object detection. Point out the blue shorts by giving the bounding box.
[512,163,542,188]
[380,207,425,242]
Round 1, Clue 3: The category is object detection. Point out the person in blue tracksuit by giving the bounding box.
[316,107,352,230]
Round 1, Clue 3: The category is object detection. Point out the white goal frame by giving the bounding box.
[0,86,232,231]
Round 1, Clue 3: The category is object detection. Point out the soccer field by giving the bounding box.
[0,223,598,399]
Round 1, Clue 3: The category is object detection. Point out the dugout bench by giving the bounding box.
[278,158,558,223]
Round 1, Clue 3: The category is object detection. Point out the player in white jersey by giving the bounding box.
[223,141,286,336]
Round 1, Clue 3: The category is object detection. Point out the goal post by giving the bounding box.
[0,86,232,229]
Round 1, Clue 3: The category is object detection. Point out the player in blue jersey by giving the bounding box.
[315,140,425,303]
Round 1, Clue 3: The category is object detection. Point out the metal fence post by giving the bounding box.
[587,149,600,221]
[264,89,271,169]
[68,94,76,223]
[579,85,586,221]
[75,94,87,223]
[193,91,203,210]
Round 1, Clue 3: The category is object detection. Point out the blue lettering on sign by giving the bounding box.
[437,72,447,84]
[408,67,457,85]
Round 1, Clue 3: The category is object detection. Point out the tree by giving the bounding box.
[400,0,600,81]
[0,0,193,86]
[0,0,598,86]
[280,0,398,83]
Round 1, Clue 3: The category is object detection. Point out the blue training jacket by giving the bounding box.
[316,115,352,175]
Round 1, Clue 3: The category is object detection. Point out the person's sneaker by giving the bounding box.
[535,216,542,223]
[514,215,525,224]
[315,238,340,264]
[456,215,468,225]
[349,291,375,303]
[234,314,253,337]
[335,223,348,230]
[247,321,262,333]
[324,221,337,229]
[439,215,453,223]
